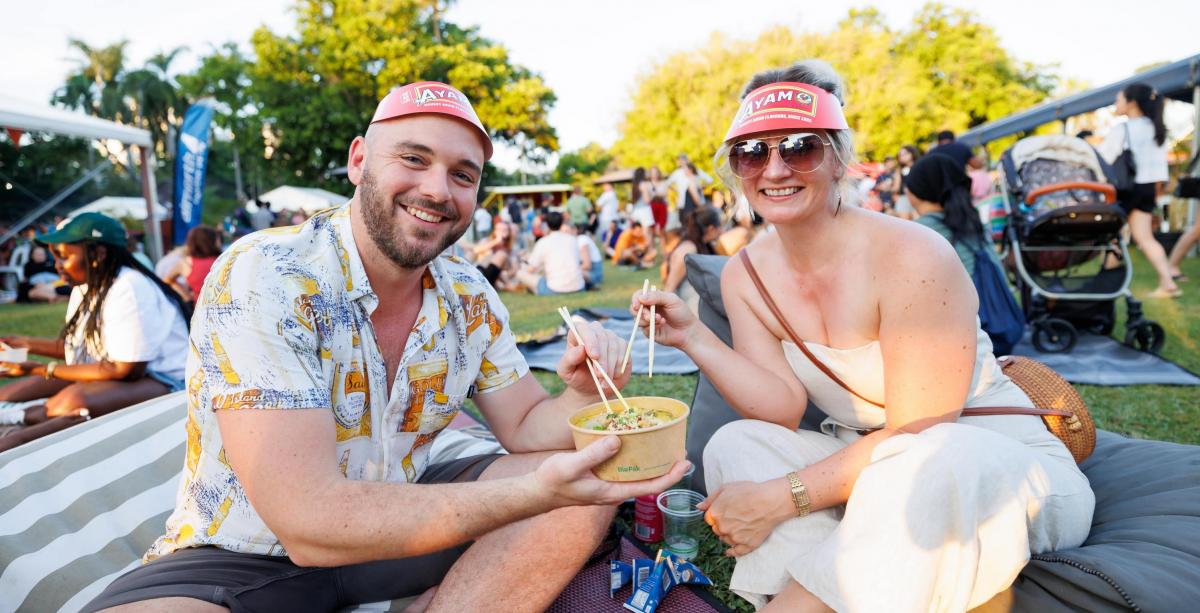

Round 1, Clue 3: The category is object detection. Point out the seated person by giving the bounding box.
[17,245,58,303]
[163,225,224,305]
[0,213,190,452]
[515,211,585,295]
[570,223,604,289]
[599,218,622,259]
[661,207,722,313]
[83,82,686,613]
[611,221,657,267]
[632,61,1093,611]
[472,220,519,290]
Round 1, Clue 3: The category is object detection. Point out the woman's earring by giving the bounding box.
[834,193,843,217]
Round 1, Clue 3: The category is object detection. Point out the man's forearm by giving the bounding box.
[282,472,557,567]
[507,386,597,452]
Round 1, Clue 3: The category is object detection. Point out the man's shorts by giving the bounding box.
[83,454,503,613]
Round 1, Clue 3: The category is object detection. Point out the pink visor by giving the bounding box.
[723,82,848,143]
[371,81,493,160]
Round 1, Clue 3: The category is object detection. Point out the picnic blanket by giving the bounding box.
[1011,331,1200,386]
[518,309,698,375]
[0,394,721,612]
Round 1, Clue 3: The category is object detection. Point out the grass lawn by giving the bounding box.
[1,249,1196,611]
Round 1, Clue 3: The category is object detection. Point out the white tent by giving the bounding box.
[246,186,349,215]
[0,95,163,259]
[71,196,169,221]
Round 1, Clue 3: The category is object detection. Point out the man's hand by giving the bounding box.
[557,317,630,395]
[533,435,691,506]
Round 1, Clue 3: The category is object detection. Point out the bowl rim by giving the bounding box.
[567,396,690,436]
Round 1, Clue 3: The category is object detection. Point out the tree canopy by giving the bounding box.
[611,3,1056,175]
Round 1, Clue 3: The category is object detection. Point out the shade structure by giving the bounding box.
[71,196,169,221]
[247,185,349,215]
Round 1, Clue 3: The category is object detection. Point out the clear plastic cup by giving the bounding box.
[671,463,696,492]
[656,489,705,560]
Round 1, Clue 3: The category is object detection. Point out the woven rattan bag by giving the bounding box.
[985,356,1096,463]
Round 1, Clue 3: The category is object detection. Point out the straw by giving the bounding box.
[649,285,657,378]
[620,279,651,373]
[558,307,632,412]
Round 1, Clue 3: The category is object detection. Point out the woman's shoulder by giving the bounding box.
[859,211,961,273]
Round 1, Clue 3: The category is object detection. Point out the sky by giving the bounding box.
[3,0,1198,170]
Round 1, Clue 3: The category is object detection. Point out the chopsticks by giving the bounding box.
[649,285,656,378]
[620,279,650,373]
[557,307,632,412]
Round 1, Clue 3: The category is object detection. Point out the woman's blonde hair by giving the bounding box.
[714,59,860,214]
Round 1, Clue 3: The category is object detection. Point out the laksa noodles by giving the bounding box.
[587,405,675,432]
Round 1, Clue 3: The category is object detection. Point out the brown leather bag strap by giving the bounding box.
[961,406,1072,417]
[738,250,885,408]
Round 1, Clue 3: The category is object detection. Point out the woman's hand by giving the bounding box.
[0,335,31,349]
[630,288,698,350]
[697,479,794,557]
[0,361,41,378]
[557,318,631,396]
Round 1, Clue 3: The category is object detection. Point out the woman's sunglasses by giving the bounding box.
[727,132,829,179]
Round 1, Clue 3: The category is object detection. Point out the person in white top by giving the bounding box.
[472,204,493,241]
[632,60,1092,611]
[516,210,586,294]
[0,213,190,452]
[1097,83,1179,298]
[595,182,620,231]
[569,222,605,288]
[668,153,713,213]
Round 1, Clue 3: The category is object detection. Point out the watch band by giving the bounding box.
[44,362,58,380]
[786,471,812,517]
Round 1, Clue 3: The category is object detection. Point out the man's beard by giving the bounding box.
[359,165,467,269]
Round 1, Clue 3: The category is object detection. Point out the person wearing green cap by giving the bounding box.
[0,213,191,452]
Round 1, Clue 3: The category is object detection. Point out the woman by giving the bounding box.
[891,144,921,219]
[661,207,722,314]
[165,225,223,304]
[0,213,190,452]
[632,61,1093,611]
[1098,83,1179,298]
[647,166,670,235]
[472,220,518,289]
[629,167,656,233]
[909,154,1023,355]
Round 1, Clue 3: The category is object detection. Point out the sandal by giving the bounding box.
[1146,287,1184,299]
[1172,273,1189,283]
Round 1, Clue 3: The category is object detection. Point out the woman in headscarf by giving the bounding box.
[631,60,1093,611]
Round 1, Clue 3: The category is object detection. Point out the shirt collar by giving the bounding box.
[327,203,377,306]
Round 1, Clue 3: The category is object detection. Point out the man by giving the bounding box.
[612,221,656,268]
[926,130,977,170]
[85,81,686,613]
[563,185,594,234]
[667,153,712,213]
[515,211,585,295]
[595,182,620,232]
[472,201,493,241]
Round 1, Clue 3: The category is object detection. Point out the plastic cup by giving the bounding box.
[0,347,28,363]
[656,489,705,560]
[671,463,696,492]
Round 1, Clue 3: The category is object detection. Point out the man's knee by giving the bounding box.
[47,384,89,412]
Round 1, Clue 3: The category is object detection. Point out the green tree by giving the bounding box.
[247,0,557,188]
[551,142,612,188]
[612,3,1056,173]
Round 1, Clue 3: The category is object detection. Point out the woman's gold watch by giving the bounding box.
[786,471,812,517]
[44,362,58,380]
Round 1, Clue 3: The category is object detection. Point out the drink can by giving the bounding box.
[633,493,663,542]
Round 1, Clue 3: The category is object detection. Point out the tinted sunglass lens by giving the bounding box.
[779,135,824,172]
[730,140,769,177]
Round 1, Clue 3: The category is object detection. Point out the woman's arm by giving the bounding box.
[3,359,148,382]
[1,335,66,359]
[663,242,696,293]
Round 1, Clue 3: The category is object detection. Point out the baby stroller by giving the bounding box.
[998,135,1164,353]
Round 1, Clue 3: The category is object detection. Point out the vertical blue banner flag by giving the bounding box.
[172,101,215,246]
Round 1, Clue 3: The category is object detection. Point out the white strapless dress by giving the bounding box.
[703,327,1095,612]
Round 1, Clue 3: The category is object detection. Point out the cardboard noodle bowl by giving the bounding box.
[568,396,689,482]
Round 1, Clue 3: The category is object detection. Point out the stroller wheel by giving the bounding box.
[1032,318,1078,353]
[1124,321,1165,354]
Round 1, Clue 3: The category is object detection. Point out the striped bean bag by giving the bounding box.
[0,393,505,613]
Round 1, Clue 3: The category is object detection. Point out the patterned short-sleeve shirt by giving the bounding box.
[145,204,528,561]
